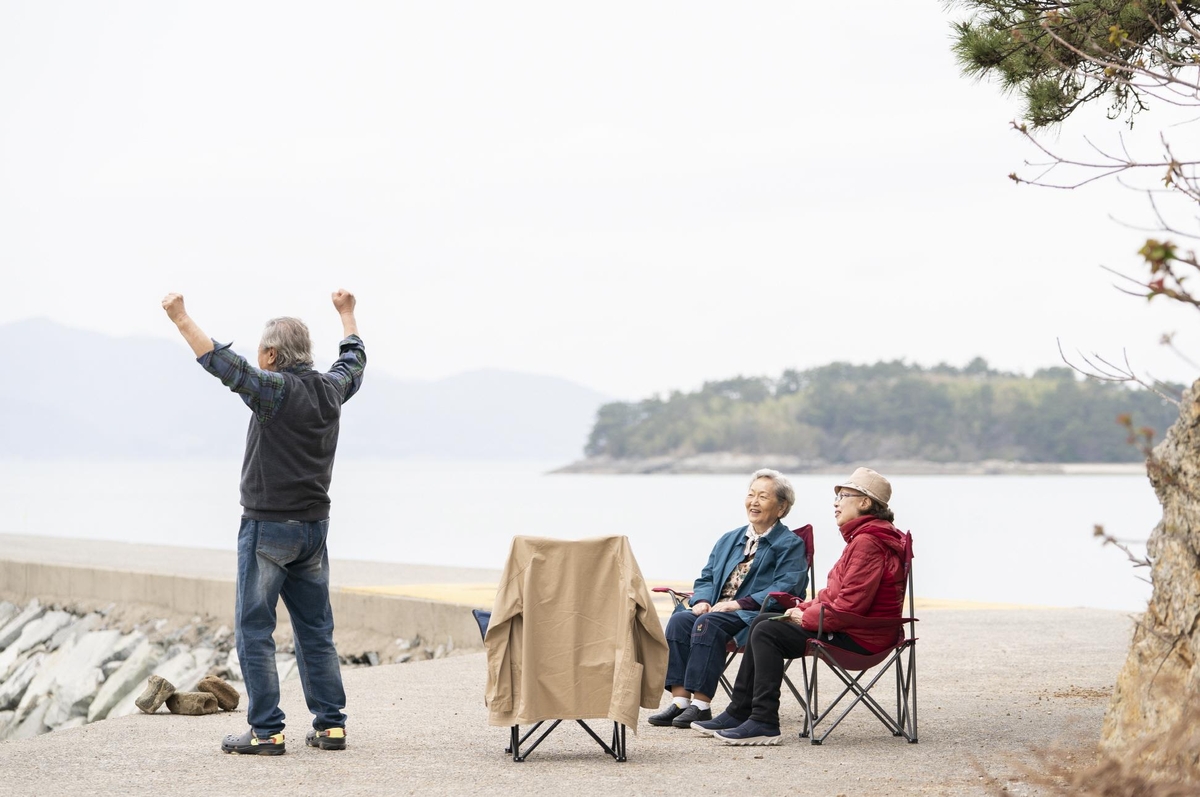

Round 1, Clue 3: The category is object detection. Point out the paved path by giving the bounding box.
[0,607,1133,796]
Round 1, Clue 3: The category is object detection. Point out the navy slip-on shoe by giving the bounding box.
[647,703,688,726]
[692,710,745,736]
[716,718,782,746]
[671,704,712,728]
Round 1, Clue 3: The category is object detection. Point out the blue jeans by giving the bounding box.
[663,610,747,698]
[236,518,347,735]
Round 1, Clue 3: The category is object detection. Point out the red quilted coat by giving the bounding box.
[799,515,906,653]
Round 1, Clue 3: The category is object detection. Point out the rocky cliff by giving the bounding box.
[1101,380,1200,781]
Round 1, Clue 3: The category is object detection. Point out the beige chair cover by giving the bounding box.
[484,535,668,730]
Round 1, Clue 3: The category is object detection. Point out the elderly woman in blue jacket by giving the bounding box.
[648,469,808,729]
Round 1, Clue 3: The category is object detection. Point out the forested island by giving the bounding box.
[560,359,1182,474]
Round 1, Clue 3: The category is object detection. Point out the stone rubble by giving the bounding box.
[196,675,239,711]
[134,675,176,715]
[165,691,218,716]
[0,598,456,740]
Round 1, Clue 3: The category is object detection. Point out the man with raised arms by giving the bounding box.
[162,289,365,755]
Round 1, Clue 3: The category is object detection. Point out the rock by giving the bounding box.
[110,631,147,663]
[7,697,49,740]
[19,630,122,725]
[0,601,17,629]
[165,691,218,715]
[397,653,413,664]
[55,716,87,731]
[365,651,380,667]
[0,600,44,650]
[102,660,123,677]
[135,675,176,714]
[89,640,161,722]
[212,625,232,645]
[1102,379,1200,783]
[433,645,446,660]
[43,667,101,728]
[174,647,216,692]
[196,676,239,711]
[0,652,44,710]
[0,710,13,738]
[446,636,454,654]
[225,649,241,680]
[0,611,74,680]
[48,613,100,652]
[108,649,199,719]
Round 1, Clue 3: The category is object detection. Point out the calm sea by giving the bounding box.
[0,460,1157,611]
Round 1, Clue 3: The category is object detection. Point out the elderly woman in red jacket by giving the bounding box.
[692,467,907,745]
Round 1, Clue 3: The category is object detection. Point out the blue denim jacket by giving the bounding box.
[686,521,808,645]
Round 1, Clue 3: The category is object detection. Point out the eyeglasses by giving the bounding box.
[835,492,865,502]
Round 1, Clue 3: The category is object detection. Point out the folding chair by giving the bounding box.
[472,608,627,762]
[653,524,815,698]
[773,530,918,745]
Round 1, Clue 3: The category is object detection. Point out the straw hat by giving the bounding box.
[834,467,891,507]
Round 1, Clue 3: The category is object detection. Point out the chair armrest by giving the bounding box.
[817,604,918,635]
[652,587,694,608]
[767,591,803,610]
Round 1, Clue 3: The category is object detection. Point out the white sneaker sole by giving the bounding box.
[719,734,782,746]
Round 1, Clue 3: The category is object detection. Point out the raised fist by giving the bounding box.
[332,289,356,314]
[162,293,188,323]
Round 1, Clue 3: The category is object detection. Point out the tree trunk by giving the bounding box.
[1101,382,1200,779]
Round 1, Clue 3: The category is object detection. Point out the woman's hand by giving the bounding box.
[691,602,711,616]
[711,600,741,613]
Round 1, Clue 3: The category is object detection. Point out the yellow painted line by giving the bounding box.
[341,582,1050,614]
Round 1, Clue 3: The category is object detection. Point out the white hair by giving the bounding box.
[750,468,795,519]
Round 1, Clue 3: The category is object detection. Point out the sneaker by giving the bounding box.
[306,727,347,750]
[221,729,285,756]
[647,703,688,726]
[692,710,745,736]
[716,719,782,746]
[672,704,712,728]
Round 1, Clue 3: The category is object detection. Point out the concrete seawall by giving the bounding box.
[0,557,484,653]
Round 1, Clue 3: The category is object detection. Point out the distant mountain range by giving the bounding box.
[0,319,609,462]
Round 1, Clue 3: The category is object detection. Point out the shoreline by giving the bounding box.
[551,454,1148,476]
[0,533,1145,617]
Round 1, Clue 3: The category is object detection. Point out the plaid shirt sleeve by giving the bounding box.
[324,335,366,401]
[197,340,286,422]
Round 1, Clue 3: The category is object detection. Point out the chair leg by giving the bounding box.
[509,720,630,762]
[807,656,820,744]
[514,720,562,761]
[780,658,810,737]
[894,655,904,737]
[718,649,738,698]
[908,645,918,743]
[809,650,914,744]
[613,722,627,761]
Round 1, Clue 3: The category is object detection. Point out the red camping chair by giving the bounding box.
[769,530,918,744]
[653,524,815,699]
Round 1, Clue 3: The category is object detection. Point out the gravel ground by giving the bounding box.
[0,607,1134,797]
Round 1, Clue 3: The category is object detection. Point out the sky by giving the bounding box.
[2,1,1198,400]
